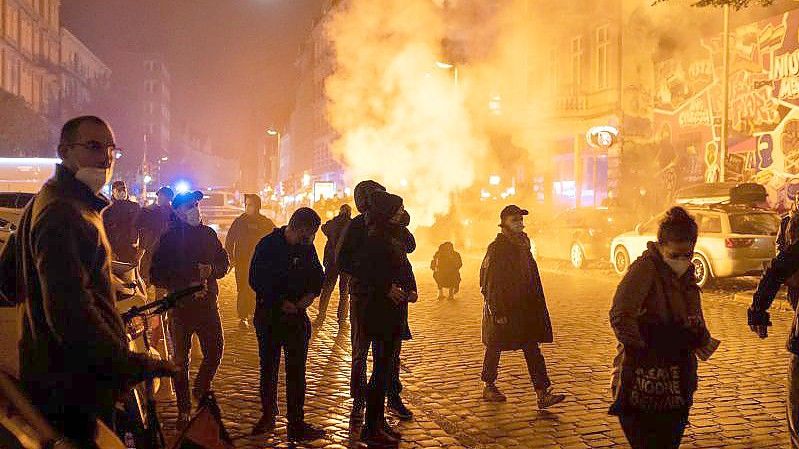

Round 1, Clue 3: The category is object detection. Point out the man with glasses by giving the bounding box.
[150,190,229,428]
[7,116,175,446]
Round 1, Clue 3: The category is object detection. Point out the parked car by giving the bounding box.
[0,192,34,250]
[529,207,638,269]
[610,204,780,287]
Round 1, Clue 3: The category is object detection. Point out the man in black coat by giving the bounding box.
[249,208,326,442]
[102,180,142,264]
[7,116,174,445]
[150,190,230,428]
[480,205,565,409]
[316,203,352,324]
[225,194,276,328]
[338,181,415,427]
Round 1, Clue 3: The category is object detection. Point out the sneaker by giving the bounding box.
[287,422,326,442]
[350,398,366,424]
[176,412,191,431]
[251,414,276,435]
[482,384,507,402]
[536,388,566,409]
[387,396,413,421]
[360,426,398,445]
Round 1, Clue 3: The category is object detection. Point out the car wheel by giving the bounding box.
[613,246,630,275]
[692,254,712,288]
[570,243,586,269]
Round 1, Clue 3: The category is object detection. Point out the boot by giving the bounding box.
[287,422,326,442]
[482,383,507,402]
[536,387,566,409]
[360,425,399,445]
[387,395,413,421]
[251,414,276,435]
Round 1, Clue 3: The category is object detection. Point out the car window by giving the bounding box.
[729,213,780,235]
[0,193,19,208]
[696,213,722,234]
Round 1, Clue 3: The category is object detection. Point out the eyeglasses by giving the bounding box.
[65,140,116,153]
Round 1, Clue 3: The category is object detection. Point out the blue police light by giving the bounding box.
[174,180,191,194]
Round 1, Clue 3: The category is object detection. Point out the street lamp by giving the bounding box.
[266,128,282,189]
[435,61,459,85]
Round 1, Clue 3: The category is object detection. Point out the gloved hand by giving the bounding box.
[130,352,178,384]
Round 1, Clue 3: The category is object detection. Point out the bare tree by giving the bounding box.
[654,0,774,8]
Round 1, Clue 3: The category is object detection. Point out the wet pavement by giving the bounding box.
[157,255,796,448]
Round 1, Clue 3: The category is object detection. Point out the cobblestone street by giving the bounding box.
[158,254,797,448]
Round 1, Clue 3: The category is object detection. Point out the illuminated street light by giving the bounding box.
[114,150,123,160]
[435,61,459,85]
[489,95,502,115]
[266,129,279,136]
[143,174,153,185]
[489,175,501,186]
[161,156,169,162]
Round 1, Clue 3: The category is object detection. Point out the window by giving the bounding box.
[570,36,583,89]
[695,213,722,234]
[595,25,609,90]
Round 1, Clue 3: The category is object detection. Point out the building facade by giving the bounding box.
[59,27,110,118]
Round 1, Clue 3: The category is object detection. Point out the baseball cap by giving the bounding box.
[500,204,529,221]
[172,190,204,209]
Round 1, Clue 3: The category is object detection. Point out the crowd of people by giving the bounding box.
[8,115,799,449]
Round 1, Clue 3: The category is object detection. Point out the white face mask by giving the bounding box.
[664,258,692,277]
[75,167,112,194]
[183,207,202,226]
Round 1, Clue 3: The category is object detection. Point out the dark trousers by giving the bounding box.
[254,307,311,425]
[235,264,257,320]
[366,338,400,429]
[618,412,689,449]
[790,287,799,311]
[317,267,350,321]
[170,302,224,413]
[481,344,551,391]
[789,355,799,448]
[350,298,403,400]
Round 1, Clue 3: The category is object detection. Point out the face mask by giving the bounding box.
[75,167,112,194]
[183,207,202,226]
[112,191,127,201]
[664,258,692,277]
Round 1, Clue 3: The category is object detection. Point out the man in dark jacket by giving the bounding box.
[316,203,352,324]
[138,186,175,286]
[776,196,799,310]
[8,116,174,445]
[103,180,142,264]
[480,205,565,409]
[150,190,229,428]
[338,181,415,426]
[225,194,275,328]
[249,208,326,442]
[749,238,799,446]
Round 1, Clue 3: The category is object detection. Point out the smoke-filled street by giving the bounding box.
[155,253,793,449]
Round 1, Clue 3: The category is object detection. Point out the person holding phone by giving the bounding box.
[150,190,230,429]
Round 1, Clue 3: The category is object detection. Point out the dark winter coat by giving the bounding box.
[750,238,799,354]
[9,165,143,422]
[431,249,462,289]
[225,212,275,268]
[149,220,229,302]
[137,204,175,282]
[480,232,553,350]
[609,242,710,415]
[321,213,351,268]
[102,198,142,263]
[249,227,324,317]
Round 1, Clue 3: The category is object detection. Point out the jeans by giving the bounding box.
[254,306,311,425]
[350,297,403,400]
[170,301,224,413]
[481,344,551,391]
[618,411,689,449]
[366,338,400,429]
[317,267,350,321]
[235,264,257,320]
[790,355,799,448]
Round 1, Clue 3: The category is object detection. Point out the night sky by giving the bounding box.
[61,0,321,160]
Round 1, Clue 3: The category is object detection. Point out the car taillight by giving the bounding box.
[726,238,754,248]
